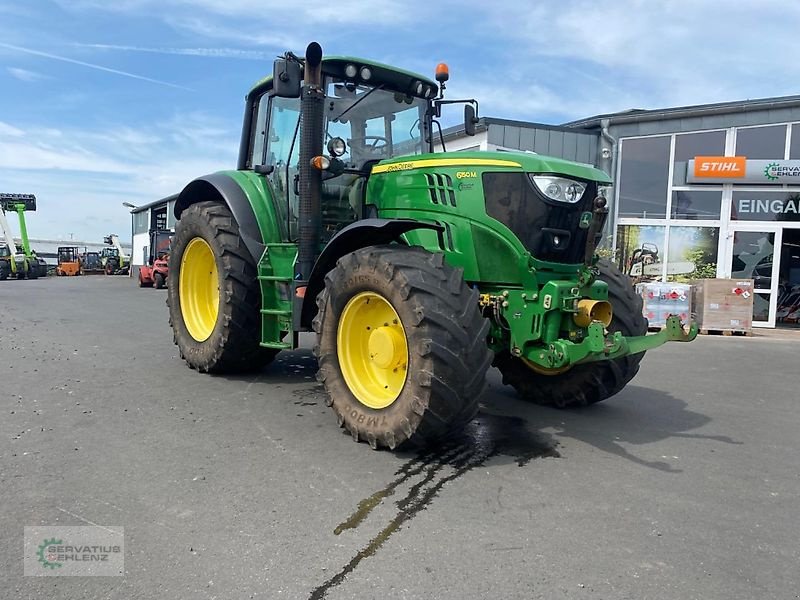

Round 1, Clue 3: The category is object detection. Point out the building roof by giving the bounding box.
[437,116,583,143]
[129,194,178,214]
[562,94,800,128]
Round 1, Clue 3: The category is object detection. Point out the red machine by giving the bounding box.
[138,230,172,289]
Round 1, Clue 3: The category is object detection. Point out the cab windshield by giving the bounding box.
[324,80,426,169]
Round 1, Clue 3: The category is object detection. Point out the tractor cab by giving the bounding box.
[58,246,79,263]
[148,229,172,265]
[244,57,450,242]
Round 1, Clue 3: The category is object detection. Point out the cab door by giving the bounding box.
[249,92,302,241]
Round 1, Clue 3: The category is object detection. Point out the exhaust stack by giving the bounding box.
[296,42,324,281]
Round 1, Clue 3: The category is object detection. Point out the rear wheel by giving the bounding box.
[167,200,278,373]
[314,245,491,449]
[494,260,647,408]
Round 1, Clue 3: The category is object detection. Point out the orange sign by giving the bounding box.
[693,156,746,178]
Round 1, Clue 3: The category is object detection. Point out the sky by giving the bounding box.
[1,0,799,242]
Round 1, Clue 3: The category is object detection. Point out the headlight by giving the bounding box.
[531,175,587,203]
[359,66,372,81]
[597,184,612,199]
[327,137,347,157]
[344,63,358,79]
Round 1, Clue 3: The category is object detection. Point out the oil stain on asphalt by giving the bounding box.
[308,413,559,599]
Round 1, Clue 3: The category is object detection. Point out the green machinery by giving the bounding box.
[100,234,130,275]
[167,43,697,449]
[0,193,47,280]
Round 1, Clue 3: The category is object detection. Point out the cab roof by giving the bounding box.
[247,55,437,101]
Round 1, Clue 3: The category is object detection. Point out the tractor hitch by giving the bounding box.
[522,315,698,371]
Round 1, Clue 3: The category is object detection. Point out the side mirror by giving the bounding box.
[464,104,479,136]
[272,58,301,98]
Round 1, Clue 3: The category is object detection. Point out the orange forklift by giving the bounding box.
[56,246,82,276]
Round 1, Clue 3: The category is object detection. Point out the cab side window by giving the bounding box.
[251,93,301,239]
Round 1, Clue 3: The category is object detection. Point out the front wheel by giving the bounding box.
[154,272,165,289]
[494,259,647,408]
[167,200,278,373]
[314,245,491,449]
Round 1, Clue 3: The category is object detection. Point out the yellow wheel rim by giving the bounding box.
[337,291,409,409]
[521,357,572,376]
[179,237,220,342]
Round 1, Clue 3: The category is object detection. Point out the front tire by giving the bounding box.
[154,272,165,289]
[494,259,647,408]
[167,200,277,373]
[314,245,491,449]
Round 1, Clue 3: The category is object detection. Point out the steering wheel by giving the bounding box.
[351,135,389,156]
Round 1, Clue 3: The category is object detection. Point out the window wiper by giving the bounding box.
[331,84,385,122]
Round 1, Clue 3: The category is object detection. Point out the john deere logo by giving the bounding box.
[37,538,63,569]
[764,162,780,181]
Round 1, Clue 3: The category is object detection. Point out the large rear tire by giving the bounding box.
[494,259,647,408]
[167,200,278,373]
[314,245,491,449]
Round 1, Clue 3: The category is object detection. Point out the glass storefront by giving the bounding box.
[614,121,800,327]
[777,229,800,327]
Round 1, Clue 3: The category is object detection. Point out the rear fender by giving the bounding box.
[175,173,265,262]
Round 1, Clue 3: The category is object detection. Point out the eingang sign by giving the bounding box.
[687,157,800,184]
[732,191,800,221]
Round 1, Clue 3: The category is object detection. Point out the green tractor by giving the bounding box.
[167,43,696,449]
[0,193,47,280]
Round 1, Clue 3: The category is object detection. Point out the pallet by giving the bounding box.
[699,329,752,336]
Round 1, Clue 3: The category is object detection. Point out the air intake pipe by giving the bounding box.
[296,42,324,280]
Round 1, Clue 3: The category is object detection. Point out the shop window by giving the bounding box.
[790,124,800,159]
[618,136,670,219]
[672,131,726,185]
[671,190,722,219]
[133,211,149,235]
[666,226,719,282]
[616,224,666,281]
[735,125,786,159]
[731,191,800,222]
[167,200,177,229]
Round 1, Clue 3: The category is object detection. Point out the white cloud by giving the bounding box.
[0,112,237,240]
[475,0,800,114]
[0,121,25,137]
[6,66,49,82]
[0,42,193,91]
[74,42,275,60]
[58,0,417,26]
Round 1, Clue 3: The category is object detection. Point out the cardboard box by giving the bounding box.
[691,279,753,332]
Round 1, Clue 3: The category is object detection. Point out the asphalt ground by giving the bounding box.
[1,276,798,600]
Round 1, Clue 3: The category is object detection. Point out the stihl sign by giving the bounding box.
[693,156,746,178]
[686,157,800,184]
